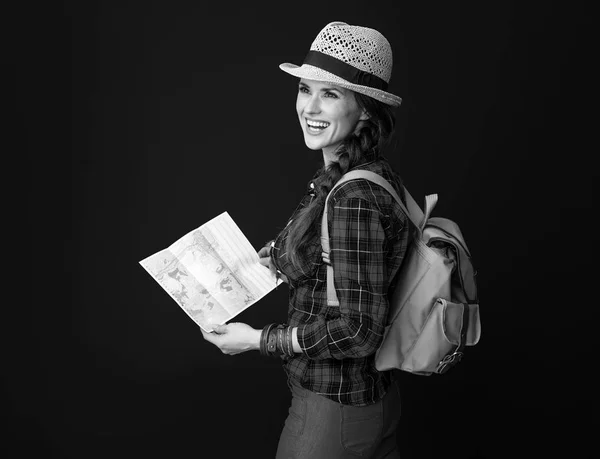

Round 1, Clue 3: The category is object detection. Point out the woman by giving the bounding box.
[201,21,410,458]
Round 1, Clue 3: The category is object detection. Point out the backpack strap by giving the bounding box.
[437,302,470,373]
[320,169,437,306]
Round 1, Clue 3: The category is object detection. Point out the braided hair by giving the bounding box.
[285,92,398,269]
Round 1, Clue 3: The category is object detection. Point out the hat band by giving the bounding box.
[303,50,388,91]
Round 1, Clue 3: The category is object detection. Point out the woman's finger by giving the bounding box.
[201,328,218,343]
[212,324,227,334]
[258,257,271,267]
[257,246,270,258]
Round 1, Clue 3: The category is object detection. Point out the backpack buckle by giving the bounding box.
[437,351,463,374]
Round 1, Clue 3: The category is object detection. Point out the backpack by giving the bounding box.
[320,170,481,375]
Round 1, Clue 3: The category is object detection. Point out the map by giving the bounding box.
[139,212,279,332]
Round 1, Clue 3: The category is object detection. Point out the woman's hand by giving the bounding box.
[257,244,274,272]
[258,243,288,283]
[200,322,261,355]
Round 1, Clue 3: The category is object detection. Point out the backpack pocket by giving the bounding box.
[440,298,481,346]
[401,298,480,374]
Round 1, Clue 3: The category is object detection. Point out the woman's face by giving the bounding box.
[296,78,368,158]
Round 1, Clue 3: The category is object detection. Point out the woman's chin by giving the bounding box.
[303,138,324,151]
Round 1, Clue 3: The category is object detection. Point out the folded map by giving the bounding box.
[139,212,279,332]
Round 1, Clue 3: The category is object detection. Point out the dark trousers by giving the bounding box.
[275,378,401,458]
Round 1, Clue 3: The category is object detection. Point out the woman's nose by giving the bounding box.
[304,94,321,114]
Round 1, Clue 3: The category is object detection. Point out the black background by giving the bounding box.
[13,1,595,458]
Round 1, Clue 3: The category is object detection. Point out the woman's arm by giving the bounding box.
[201,323,302,355]
[295,196,393,359]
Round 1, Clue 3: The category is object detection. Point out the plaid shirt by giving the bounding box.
[270,154,410,406]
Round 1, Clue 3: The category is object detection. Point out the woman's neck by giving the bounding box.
[322,145,339,168]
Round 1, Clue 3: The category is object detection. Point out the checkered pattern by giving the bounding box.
[271,154,409,406]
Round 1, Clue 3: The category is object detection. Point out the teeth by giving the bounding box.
[307,120,330,128]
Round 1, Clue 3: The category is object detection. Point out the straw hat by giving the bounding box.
[280,21,402,107]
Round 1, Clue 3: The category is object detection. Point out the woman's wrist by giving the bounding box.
[258,324,301,357]
[251,327,262,351]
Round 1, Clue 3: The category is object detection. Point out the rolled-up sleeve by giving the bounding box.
[298,197,389,359]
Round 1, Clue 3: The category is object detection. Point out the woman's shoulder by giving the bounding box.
[330,159,405,207]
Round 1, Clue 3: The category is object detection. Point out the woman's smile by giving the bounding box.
[305,118,331,134]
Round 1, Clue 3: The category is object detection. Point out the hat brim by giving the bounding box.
[279,63,402,107]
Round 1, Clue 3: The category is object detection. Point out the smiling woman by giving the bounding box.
[201,21,408,459]
[296,79,369,164]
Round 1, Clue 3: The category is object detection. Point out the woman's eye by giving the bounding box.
[298,86,309,93]
[325,92,339,99]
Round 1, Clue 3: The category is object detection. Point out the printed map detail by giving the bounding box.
[139,212,279,332]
